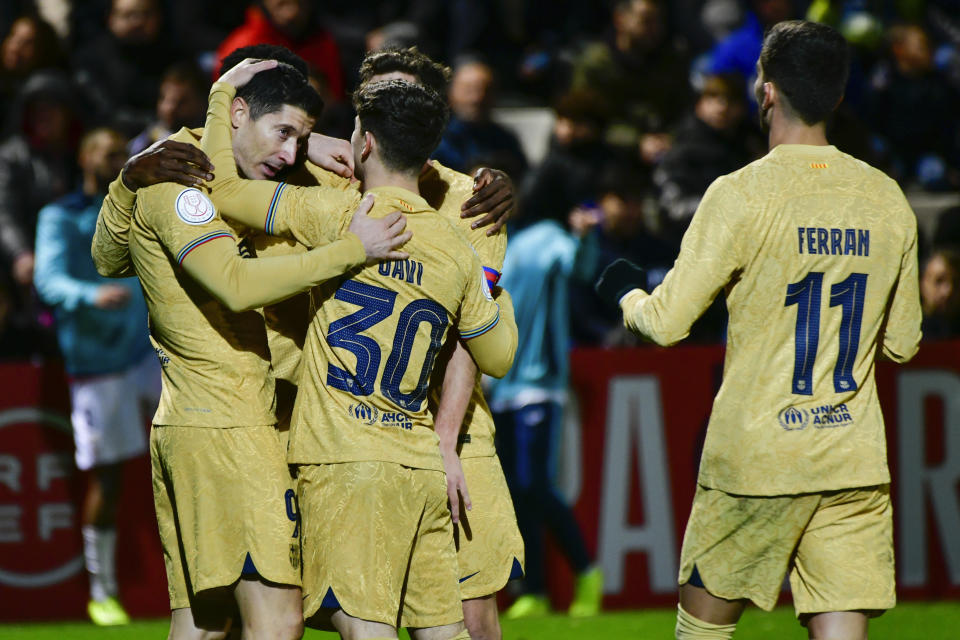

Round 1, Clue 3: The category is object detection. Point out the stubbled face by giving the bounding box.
[921,254,958,315]
[754,63,771,132]
[449,63,493,122]
[109,0,161,44]
[350,115,367,181]
[81,131,128,190]
[232,103,314,180]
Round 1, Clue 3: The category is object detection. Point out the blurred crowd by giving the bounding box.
[3,0,960,361]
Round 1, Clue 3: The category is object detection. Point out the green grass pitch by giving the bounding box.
[4,603,959,639]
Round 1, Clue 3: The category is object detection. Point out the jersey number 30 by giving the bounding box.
[784,272,867,395]
[326,279,447,411]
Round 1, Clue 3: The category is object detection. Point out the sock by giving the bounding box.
[675,603,737,640]
[82,525,118,601]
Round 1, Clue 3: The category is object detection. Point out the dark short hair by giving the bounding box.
[353,80,450,175]
[219,46,321,121]
[759,20,850,125]
[358,47,452,96]
[220,44,309,79]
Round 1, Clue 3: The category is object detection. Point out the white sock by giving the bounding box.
[82,525,117,601]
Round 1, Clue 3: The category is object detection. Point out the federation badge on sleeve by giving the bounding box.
[175,188,216,225]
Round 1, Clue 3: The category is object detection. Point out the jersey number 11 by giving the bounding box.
[784,272,868,395]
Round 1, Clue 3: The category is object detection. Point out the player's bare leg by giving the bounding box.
[330,609,398,640]
[233,578,303,640]
[677,583,743,639]
[409,621,469,640]
[462,596,499,640]
[804,611,869,640]
[168,605,233,640]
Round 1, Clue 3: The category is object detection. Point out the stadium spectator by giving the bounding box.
[864,22,960,190]
[568,168,676,346]
[0,70,82,297]
[433,58,528,180]
[215,0,345,101]
[520,90,618,224]
[706,0,796,89]
[33,127,159,626]
[570,0,692,150]
[488,213,602,619]
[920,247,960,340]
[0,13,65,126]
[71,0,184,137]
[128,61,208,155]
[653,72,763,248]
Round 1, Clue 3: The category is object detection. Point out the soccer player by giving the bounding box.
[91,60,408,640]
[359,47,525,640]
[200,70,518,640]
[595,20,921,640]
[34,127,160,626]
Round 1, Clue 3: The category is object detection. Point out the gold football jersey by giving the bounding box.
[621,144,922,495]
[130,174,276,428]
[285,186,503,470]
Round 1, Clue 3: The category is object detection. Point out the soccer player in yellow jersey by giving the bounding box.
[92,59,410,640]
[200,70,518,640]
[596,21,921,640]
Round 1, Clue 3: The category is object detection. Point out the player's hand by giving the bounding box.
[440,446,472,524]
[461,167,514,235]
[121,139,215,191]
[306,133,354,179]
[93,284,131,309]
[595,258,646,307]
[217,58,278,89]
[348,194,412,263]
[568,204,602,238]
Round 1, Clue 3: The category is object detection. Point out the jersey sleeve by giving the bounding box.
[458,251,517,377]
[200,82,360,248]
[880,201,922,362]
[138,184,365,312]
[35,205,101,309]
[621,176,743,346]
[91,176,137,277]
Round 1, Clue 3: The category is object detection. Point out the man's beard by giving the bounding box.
[757,101,771,134]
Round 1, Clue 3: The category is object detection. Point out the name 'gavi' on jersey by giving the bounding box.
[620,144,922,496]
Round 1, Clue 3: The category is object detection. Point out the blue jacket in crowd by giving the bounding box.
[34,190,153,376]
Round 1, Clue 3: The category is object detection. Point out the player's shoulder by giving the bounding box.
[170,127,203,147]
[421,160,473,214]
[138,183,218,229]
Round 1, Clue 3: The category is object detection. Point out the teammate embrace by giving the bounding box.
[93,46,524,640]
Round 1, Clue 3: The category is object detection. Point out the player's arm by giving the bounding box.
[459,273,518,378]
[434,334,475,524]
[606,178,742,346]
[880,209,922,362]
[200,79,360,248]
[91,139,215,277]
[35,204,112,309]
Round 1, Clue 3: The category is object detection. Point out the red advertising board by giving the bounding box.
[1,342,959,621]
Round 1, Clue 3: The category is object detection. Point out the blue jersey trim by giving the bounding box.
[460,310,500,340]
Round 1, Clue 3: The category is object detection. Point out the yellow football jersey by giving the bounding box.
[424,161,506,459]
[621,144,921,495]
[285,186,503,470]
[130,180,276,427]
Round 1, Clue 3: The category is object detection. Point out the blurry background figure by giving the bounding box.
[920,247,960,340]
[0,13,65,126]
[434,57,528,180]
[707,0,796,82]
[864,22,960,190]
[521,90,617,225]
[0,70,82,323]
[654,72,763,249]
[488,215,603,620]
[33,127,160,626]
[72,0,184,137]
[571,0,691,151]
[128,61,208,155]
[568,168,675,347]
[216,0,344,101]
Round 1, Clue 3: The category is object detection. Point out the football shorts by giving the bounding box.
[679,483,894,615]
[455,455,525,600]
[69,352,160,470]
[298,461,462,629]
[151,424,300,609]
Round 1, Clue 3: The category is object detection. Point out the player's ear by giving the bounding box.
[361,131,374,162]
[230,97,249,129]
[761,82,775,110]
